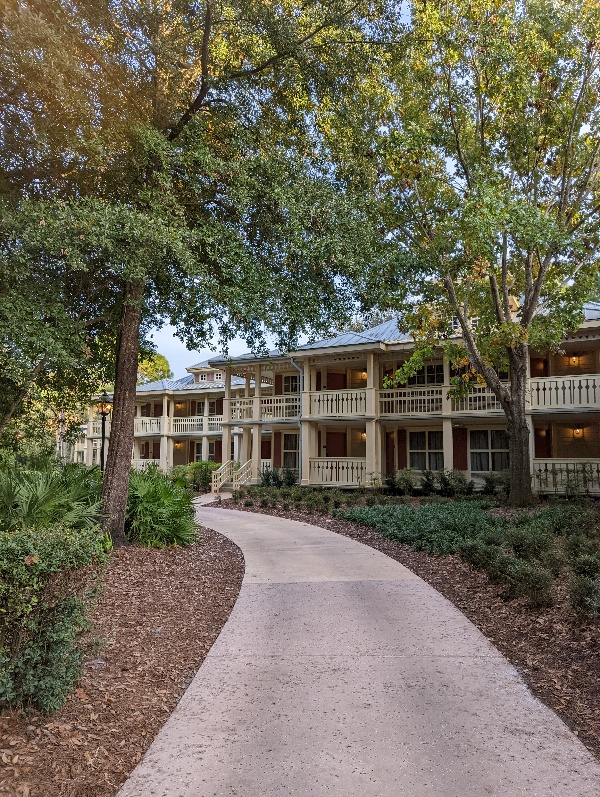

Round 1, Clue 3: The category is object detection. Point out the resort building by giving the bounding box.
[74,304,600,493]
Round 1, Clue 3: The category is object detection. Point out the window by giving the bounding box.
[283,374,299,394]
[470,429,509,472]
[409,430,444,470]
[214,372,223,380]
[199,373,207,381]
[76,451,85,463]
[208,400,217,415]
[282,433,298,470]
[407,364,444,386]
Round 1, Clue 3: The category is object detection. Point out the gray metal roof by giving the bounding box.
[207,349,285,366]
[584,301,600,321]
[295,318,410,351]
[137,374,245,393]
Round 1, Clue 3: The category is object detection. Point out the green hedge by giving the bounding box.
[169,460,220,492]
[127,468,197,547]
[0,524,106,713]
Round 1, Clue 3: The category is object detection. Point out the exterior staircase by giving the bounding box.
[211,460,254,493]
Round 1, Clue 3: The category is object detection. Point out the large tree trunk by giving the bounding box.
[101,281,144,546]
[505,344,534,507]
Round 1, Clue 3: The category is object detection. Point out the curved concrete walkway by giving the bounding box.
[118,507,600,797]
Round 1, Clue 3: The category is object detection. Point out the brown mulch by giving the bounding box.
[218,499,600,761]
[0,528,244,797]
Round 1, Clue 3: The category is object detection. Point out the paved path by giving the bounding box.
[118,507,600,797]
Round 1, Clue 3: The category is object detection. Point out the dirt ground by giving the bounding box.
[0,528,244,797]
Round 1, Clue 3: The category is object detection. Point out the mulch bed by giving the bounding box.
[0,528,244,797]
[217,499,600,761]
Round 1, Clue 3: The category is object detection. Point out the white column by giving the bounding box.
[222,367,232,461]
[253,365,262,422]
[443,418,454,471]
[201,435,209,461]
[241,427,251,464]
[245,372,251,398]
[166,437,174,470]
[365,419,381,486]
[160,395,169,471]
[252,424,261,481]
[366,351,377,417]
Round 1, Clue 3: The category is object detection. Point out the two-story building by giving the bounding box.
[74,303,600,493]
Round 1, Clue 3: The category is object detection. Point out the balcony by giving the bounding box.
[134,417,164,435]
[310,390,367,417]
[260,396,300,419]
[530,375,600,412]
[169,416,223,434]
[309,457,366,486]
[379,388,443,416]
[533,459,600,494]
[91,420,110,436]
[451,386,504,414]
[230,398,254,421]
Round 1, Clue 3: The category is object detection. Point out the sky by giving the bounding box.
[148,325,256,377]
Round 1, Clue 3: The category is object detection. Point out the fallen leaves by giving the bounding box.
[0,529,244,797]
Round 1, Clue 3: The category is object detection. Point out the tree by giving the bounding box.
[137,354,173,385]
[2,1,388,541]
[362,0,600,505]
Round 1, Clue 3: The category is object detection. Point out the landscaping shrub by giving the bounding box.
[572,554,600,580]
[507,525,554,561]
[0,463,101,532]
[0,524,106,712]
[458,539,500,571]
[436,469,475,497]
[126,469,197,547]
[570,575,600,615]
[500,558,554,607]
[170,461,220,492]
[420,470,437,495]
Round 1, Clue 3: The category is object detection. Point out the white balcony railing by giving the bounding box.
[131,458,161,471]
[310,390,367,417]
[452,386,504,413]
[233,460,253,488]
[134,417,164,435]
[230,398,254,421]
[530,375,600,411]
[309,457,366,486]
[207,415,223,432]
[170,416,204,434]
[379,388,443,416]
[532,459,600,494]
[260,395,300,419]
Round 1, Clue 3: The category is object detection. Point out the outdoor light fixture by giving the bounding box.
[95,390,112,473]
[570,354,580,366]
[175,402,184,409]
[574,426,584,439]
[174,441,182,449]
[361,431,367,441]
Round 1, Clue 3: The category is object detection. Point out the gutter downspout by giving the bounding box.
[290,357,303,485]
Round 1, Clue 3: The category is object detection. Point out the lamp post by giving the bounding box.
[96,390,112,473]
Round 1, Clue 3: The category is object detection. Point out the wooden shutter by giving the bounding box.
[215,398,223,415]
[152,440,161,459]
[273,431,282,468]
[261,439,272,459]
[274,374,283,394]
[189,440,195,463]
[453,427,468,470]
[385,431,395,475]
[214,439,223,462]
[397,429,407,469]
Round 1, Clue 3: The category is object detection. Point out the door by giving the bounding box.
[327,372,347,390]
[326,431,347,457]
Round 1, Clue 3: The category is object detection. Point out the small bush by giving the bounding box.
[169,461,220,492]
[282,468,298,487]
[500,558,554,607]
[0,524,106,712]
[572,555,600,580]
[126,469,197,547]
[244,498,254,507]
[570,575,600,615]
[507,526,553,561]
[420,470,437,495]
[459,539,500,571]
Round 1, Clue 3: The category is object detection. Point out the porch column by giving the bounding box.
[253,365,262,422]
[302,359,311,417]
[366,351,377,417]
[203,395,209,433]
[160,395,169,471]
[222,367,232,461]
[245,371,251,398]
[251,424,261,481]
[527,415,536,480]
[241,427,251,464]
[166,437,174,471]
[443,418,453,471]
[201,435,209,461]
[365,419,381,486]
[442,354,452,415]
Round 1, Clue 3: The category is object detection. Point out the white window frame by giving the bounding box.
[214,372,223,380]
[283,374,299,394]
[408,429,444,471]
[469,429,509,473]
[199,373,207,381]
[282,432,299,470]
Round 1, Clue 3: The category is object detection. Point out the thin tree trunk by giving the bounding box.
[101,281,144,546]
[506,345,534,507]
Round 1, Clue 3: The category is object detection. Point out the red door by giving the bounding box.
[326,432,347,457]
[327,373,347,390]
